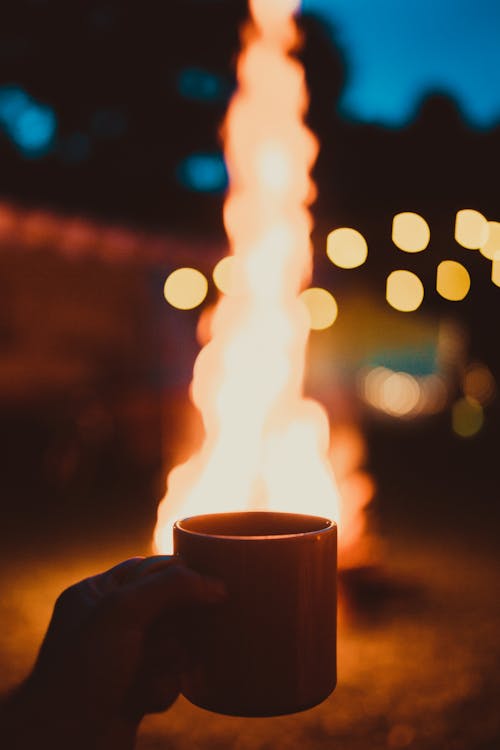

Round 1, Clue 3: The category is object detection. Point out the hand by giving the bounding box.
[1,556,226,749]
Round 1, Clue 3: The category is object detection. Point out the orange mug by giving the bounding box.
[173,511,337,717]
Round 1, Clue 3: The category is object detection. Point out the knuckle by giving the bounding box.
[54,583,83,611]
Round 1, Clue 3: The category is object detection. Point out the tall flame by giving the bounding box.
[154,0,340,552]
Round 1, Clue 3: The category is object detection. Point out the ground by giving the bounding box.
[1,519,498,750]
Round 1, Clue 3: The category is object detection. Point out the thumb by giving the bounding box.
[105,562,227,627]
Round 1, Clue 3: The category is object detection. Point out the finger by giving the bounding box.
[126,671,181,718]
[139,672,181,714]
[86,556,176,599]
[86,557,146,597]
[110,557,147,583]
[110,564,227,626]
[123,555,180,583]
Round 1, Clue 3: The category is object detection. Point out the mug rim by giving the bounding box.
[174,510,336,541]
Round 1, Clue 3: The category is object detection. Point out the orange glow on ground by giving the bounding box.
[154,0,341,554]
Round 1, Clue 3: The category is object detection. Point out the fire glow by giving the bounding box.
[154,0,341,552]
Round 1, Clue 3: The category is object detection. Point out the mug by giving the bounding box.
[173,511,337,717]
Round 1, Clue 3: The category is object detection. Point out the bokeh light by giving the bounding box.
[386,270,424,312]
[455,209,489,249]
[452,397,484,438]
[436,260,470,301]
[176,152,228,192]
[480,221,500,260]
[492,250,500,287]
[11,105,56,155]
[392,212,430,252]
[177,67,227,102]
[421,374,448,414]
[164,267,208,310]
[363,367,390,406]
[380,371,421,416]
[300,288,338,330]
[463,363,496,406]
[0,85,29,125]
[212,256,240,296]
[362,367,447,418]
[326,227,368,269]
[0,84,57,158]
[363,368,420,416]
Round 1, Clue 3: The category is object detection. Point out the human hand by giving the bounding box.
[2,556,226,749]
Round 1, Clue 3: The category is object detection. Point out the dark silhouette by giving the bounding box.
[0,556,226,750]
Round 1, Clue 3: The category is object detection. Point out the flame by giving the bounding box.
[154,0,340,553]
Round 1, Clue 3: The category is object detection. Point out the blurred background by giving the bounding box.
[0,0,498,548]
[0,2,499,748]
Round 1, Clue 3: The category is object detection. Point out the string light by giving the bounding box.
[392,212,430,252]
[326,227,368,269]
[164,267,208,310]
[455,209,488,249]
[436,260,470,301]
[213,256,238,296]
[492,250,500,287]
[480,221,500,260]
[300,288,338,330]
[463,363,496,406]
[386,270,424,312]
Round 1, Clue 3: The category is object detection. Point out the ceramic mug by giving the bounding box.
[173,511,337,717]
